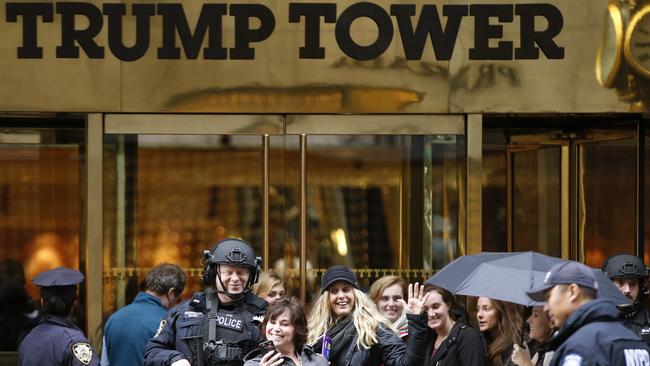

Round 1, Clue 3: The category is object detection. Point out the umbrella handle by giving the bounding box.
[519,326,528,347]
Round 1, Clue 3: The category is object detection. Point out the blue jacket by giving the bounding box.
[103,292,168,366]
[547,299,650,365]
[19,315,100,366]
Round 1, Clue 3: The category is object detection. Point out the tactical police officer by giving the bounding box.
[144,238,267,366]
[18,267,100,366]
[602,254,650,345]
[527,261,650,366]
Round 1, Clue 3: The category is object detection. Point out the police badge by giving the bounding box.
[72,343,93,365]
[154,319,167,338]
[562,354,582,366]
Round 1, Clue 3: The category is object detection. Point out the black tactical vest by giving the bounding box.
[198,290,265,366]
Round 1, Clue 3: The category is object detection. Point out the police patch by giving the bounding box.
[72,343,92,365]
[154,320,167,338]
[183,311,203,319]
[562,354,582,366]
[215,313,244,331]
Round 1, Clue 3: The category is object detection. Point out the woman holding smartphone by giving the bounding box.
[244,298,328,366]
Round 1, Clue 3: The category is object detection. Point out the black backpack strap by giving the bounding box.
[204,290,220,353]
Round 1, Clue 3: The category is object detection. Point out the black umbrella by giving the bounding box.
[426,251,629,306]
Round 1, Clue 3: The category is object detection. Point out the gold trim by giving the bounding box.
[300,135,307,302]
[286,115,464,135]
[102,267,439,281]
[625,4,650,79]
[466,114,482,255]
[105,114,284,135]
[86,114,103,347]
[263,135,270,271]
[597,4,625,87]
[561,145,570,259]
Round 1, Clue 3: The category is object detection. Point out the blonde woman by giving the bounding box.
[369,275,409,339]
[253,271,286,305]
[307,266,429,366]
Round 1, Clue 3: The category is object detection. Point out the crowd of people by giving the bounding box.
[10,238,650,365]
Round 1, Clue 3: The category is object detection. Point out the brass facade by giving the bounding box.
[0,0,628,113]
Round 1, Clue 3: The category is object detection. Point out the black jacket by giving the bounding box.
[423,320,488,366]
[547,299,650,366]
[243,345,328,366]
[143,291,267,366]
[314,313,428,366]
[622,304,650,346]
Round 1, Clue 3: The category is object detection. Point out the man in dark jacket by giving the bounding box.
[601,254,650,345]
[527,261,650,365]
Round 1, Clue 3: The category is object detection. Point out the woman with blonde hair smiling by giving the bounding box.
[369,275,408,339]
[307,266,429,366]
[253,271,286,305]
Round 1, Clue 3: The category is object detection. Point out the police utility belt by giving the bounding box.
[202,291,247,364]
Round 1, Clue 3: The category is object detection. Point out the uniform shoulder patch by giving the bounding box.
[154,319,167,338]
[72,343,93,365]
[562,353,582,366]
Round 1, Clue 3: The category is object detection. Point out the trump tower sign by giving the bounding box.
[0,0,628,113]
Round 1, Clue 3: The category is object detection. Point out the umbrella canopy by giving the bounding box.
[426,251,630,306]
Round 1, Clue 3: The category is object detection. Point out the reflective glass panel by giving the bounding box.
[0,125,85,350]
[512,146,561,256]
[305,135,465,299]
[580,138,636,267]
[103,134,266,314]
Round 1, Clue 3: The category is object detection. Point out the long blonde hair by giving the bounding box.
[253,271,284,298]
[307,288,395,349]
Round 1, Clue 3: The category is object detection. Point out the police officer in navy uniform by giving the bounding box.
[144,238,267,366]
[18,267,99,366]
[527,261,650,366]
[602,254,650,345]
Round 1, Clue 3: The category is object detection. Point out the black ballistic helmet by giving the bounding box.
[201,238,262,298]
[602,254,648,279]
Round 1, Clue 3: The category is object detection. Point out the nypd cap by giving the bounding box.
[33,267,84,287]
[527,261,598,302]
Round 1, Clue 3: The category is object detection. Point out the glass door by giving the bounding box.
[507,142,566,257]
[576,132,637,266]
[287,115,467,301]
[102,114,469,313]
[484,123,638,266]
[102,115,283,314]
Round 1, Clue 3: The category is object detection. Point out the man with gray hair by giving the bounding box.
[102,263,186,366]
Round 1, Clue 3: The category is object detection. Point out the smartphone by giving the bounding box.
[259,340,276,352]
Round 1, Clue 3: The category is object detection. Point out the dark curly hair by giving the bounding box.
[263,297,308,347]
